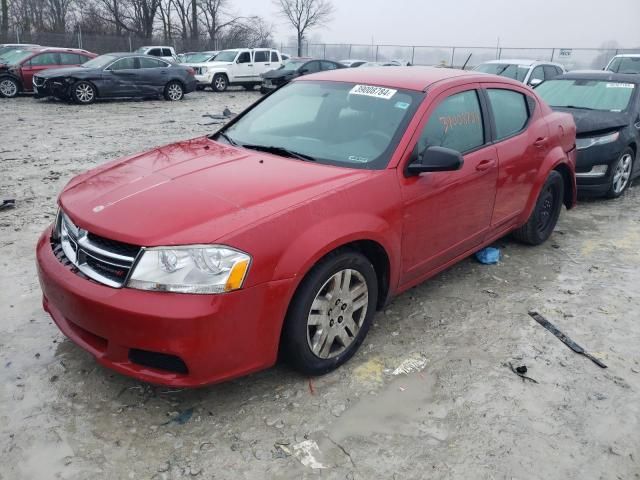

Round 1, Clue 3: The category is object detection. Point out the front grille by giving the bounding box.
[52,211,142,288]
[193,67,204,75]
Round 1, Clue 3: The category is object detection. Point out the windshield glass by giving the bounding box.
[220,81,421,169]
[183,52,215,63]
[475,63,529,82]
[0,49,36,64]
[608,56,640,74]
[536,79,636,112]
[134,47,147,53]
[82,55,118,69]
[214,50,238,62]
[280,60,306,71]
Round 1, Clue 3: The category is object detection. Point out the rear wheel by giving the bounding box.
[606,148,634,198]
[212,74,228,92]
[513,170,563,245]
[164,81,184,101]
[0,77,20,98]
[71,81,96,104]
[282,250,378,376]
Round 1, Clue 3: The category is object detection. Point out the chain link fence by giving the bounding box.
[6,31,639,70]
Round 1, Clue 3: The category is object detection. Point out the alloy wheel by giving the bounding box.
[306,268,369,359]
[167,83,183,100]
[612,153,633,195]
[214,76,226,91]
[75,83,94,103]
[0,79,18,97]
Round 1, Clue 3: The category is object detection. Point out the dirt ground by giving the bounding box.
[1,90,639,480]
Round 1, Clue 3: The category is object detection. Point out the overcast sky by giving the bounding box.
[239,0,639,48]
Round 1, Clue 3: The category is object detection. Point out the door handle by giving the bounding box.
[247,64,253,66]
[534,137,548,148]
[476,159,496,171]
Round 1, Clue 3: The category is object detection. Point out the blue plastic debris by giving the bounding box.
[475,247,501,265]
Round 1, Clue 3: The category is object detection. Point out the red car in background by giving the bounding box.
[0,46,96,98]
[36,67,577,387]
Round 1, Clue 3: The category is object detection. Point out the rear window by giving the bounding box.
[536,79,636,112]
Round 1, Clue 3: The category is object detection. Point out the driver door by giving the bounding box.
[231,51,254,81]
[104,57,140,96]
[399,84,499,286]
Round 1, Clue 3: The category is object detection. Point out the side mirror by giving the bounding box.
[529,78,543,87]
[406,146,464,176]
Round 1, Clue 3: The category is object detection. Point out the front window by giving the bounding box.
[215,50,239,62]
[218,81,422,169]
[475,63,530,82]
[536,79,636,112]
[82,55,118,69]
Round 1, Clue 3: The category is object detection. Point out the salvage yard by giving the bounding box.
[1,91,640,479]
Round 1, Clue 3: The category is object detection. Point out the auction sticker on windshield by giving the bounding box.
[606,83,635,89]
[349,84,397,99]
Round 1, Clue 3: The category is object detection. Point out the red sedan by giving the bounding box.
[36,67,577,386]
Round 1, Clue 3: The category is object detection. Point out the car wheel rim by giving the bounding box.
[536,185,556,234]
[215,77,225,90]
[76,84,94,103]
[0,79,17,97]
[168,84,182,100]
[306,269,368,359]
[612,153,632,194]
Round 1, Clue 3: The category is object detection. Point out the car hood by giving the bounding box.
[262,69,295,79]
[59,137,370,247]
[36,66,89,78]
[551,107,630,135]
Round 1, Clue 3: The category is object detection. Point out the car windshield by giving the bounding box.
[280,60,306,71]
[0,49,36,64]
[475,63,529,82]
[608,57,640,74]
[134,47,148,53]
[536,79,636,112]
[219,81,422,169]
[82,55,118,69]
[214,50,238,62]
[183,52,215,63]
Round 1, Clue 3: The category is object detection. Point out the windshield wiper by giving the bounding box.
[216,131,238,146]
[240,144,317,162]
[562,105,596,110]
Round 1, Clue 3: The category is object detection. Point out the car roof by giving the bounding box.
[101,52,159,58]
[298,66,509,92]
[557,71,640,83]
[611,54,640,58]
[19,46,93,54]
[482,59,551,66]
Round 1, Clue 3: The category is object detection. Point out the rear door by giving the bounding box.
[252,49,272,77]
[105,56,141,96]
[21,52,60,91]
[138,56,171,93]
[481,83,550,227]
[399,84,499,285]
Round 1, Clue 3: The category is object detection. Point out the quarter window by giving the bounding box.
[271,51,279,62]
[487,89,530,140]
[418,90,484,154]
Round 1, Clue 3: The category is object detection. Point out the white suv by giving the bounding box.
[474,59,566,86]
[135,46,177,62]
[186,48,284,92]
[605,54,640,74]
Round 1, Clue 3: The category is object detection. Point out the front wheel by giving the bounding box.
[0,77,20,98]
[71,81,96,104]
[282,250,378,376]
[164,81,184,101]
[606,148,634,198]
[513,170,564,245]
[212,74,228,92]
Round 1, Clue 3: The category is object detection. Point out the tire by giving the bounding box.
[71,81,96,104]
[164,81,184,101]
[0,77,20,98]
[212,74,228,92]
[259,87,267,94]
[282,249,378,376]
[513,170,564,245]
[605,148,634,198]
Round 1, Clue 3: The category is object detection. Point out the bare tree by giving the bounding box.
[273,0,333,56]
[1,0,9,41]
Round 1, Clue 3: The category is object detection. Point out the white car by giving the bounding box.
[474,59,566,86]
[186,48,284,92]
[135,46,177,62]
[339,59,368,67]
[605,54,640,74]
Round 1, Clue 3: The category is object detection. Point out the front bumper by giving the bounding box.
[36,226,295,387]
[194,72,214,85]
[33,79,68,99]
[574,142,622,195]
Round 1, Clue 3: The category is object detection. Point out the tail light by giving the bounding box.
[186,67,195,76]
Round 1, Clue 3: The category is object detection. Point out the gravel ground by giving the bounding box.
[1,91,639,480]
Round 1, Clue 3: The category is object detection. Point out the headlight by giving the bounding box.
[576,131,620,150]
[128,245,251,294]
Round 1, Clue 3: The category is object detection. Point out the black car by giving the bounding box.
[536,72,640,198]
[33,53,198,104]
[260,58,345,94]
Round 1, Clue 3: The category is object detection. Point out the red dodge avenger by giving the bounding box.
[37,67,577,386]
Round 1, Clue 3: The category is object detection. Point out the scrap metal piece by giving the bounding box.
[528,311,607,369]
[0,199,16,211]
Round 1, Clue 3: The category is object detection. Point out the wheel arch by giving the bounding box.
[552,162,575,210]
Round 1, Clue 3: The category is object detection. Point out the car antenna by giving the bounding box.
[461,53,472,71]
